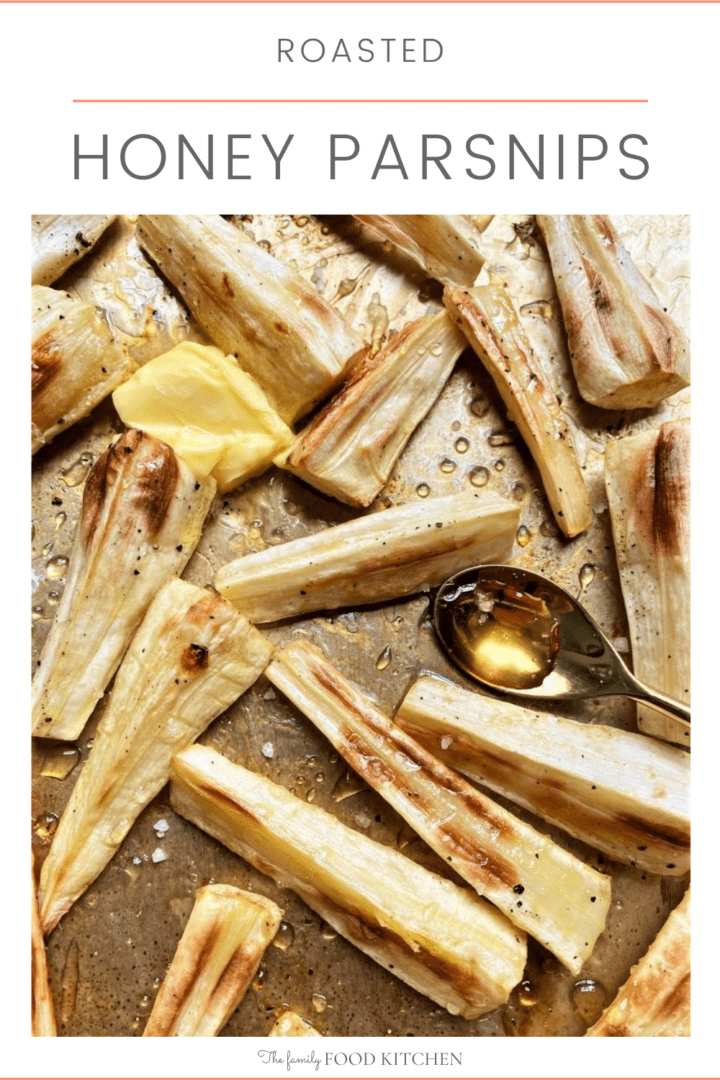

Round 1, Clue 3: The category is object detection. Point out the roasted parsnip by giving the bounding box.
[32,429,216,741]
[585,890,690,1037]
[396,674,690,877]
[354,215,490,286]
[32,285,131,453]
[31,215,117,286]
[536,215,690,410]
[170,744,528,1020]
[38,578,273,935]
[605,420,690,746]
[136,215,366,424]
[32,853,56,1037]
[143,884,281,1037]
[280,311,467,506]
[444,282,591,537]
[269,1011,322,1037]
[268,640,611,974]
[215,491,519,623]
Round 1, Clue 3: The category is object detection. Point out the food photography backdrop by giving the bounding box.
[8,0,719,1076]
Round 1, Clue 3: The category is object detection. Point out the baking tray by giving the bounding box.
[31,214,690,1037]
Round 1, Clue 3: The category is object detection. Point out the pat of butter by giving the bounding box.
[113,342,293,492]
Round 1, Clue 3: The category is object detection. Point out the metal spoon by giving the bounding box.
[433,564,690,728]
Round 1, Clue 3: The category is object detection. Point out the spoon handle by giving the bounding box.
[625,678,690,729]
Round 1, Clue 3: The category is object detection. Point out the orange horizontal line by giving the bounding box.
[74,98,649,104]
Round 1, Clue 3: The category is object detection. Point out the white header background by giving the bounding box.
[7,1,716,1076]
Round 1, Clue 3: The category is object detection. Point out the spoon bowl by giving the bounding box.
[434,564,690,727]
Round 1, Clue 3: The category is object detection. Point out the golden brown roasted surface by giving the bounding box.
[32,429,216,741]
[605,420,690,747]
[31,853,56,1037]
[585,890,690,1036]
[143,884,282,1037]
[536,215,690,410]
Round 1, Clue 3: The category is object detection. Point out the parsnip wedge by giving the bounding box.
[32,215,117,286]
[38,578,273,935]
[215,491,519,623]
[268,640,611,974]
[605,420,690,747]
[354,215,490,286]
[585,890,690,1037]
[32,285,131,453]
[32,429,216,742]
[136,214,366,424]
[143,884,281,1037]
[444,282,591,537]
[269,1011,322,1037]
[536,215,690,410]
[280,311,467,506]
[170,744,527,1020]
[396,674,690,877]
[32,853,57,1037]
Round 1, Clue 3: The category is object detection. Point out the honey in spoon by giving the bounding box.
[434,571,560,690]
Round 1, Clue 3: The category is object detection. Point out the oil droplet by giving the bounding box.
[539,518,558,538]
[517,979,538,1008]
[296,775,307,787]
[511,482,527,502]
[320,921,338,941]
[46,555,69,580]
[332,768,368,803]
[376,645,392,670]
[273,922,295,951]
[335,276,358,299]
[314,770,325,783]
[60,938,80,1025]
[34,812,59,841]
[252,969,266,991]
[451,420,461,431]
[488,431,515,447]
[295,215,309,228]
[41,745,80,780]
[520,299,554,320]
[577,563,596,599]
[257,239,272,252]
[493,459,506,472]
[469,466,490,488]
[32,605,43,621]
[416,483,430,499]
[60,452,94,488]
[42,541,54,558]
[516,525,531,548]
[571,979,608,1026]
[454,437,470,454]
[440,457,457,474]
[306,786,317,803]
[312,993,328,1013]
[367,292,389,354]
[470,396,490,419]
[47,590,61,607]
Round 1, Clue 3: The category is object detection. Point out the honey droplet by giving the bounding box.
[470,396,490,419]
[375,645,392,670]
[517,979,538,1008]
[320,921,338,941]
[416,483,430,499]
[578,562,596,597]
[493,459,506,472]
[46,555,69,581]
[41,745,80,780]
[54,511,67,529]
[469,466,490,488]
[252,969,266,991]
[33,812,59,841]
[440,458,457,474]
[60,452,94,488]
[454,437,470,454]
[516,525,531,548]
[519,299,554,320]
[488,431,515,447]
[272,922,295,951]
[60,939,80,1025]
[539,518,558,538]
[511,482,527,502]
[312,993,328,1013]
[571,979,608,1026]
[332,768,368,803]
